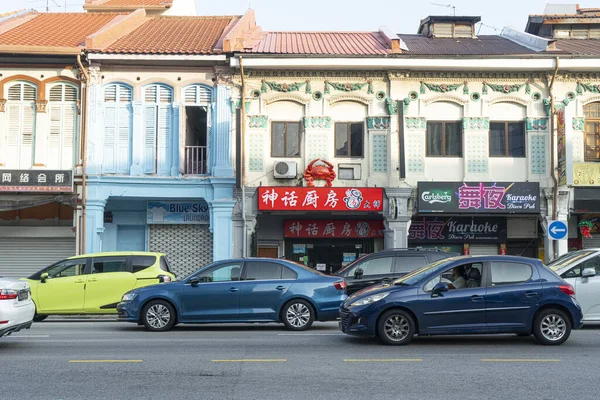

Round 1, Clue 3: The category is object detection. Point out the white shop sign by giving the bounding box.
[147,201,210,224]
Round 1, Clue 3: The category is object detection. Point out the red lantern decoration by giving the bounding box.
[578,220,594,239]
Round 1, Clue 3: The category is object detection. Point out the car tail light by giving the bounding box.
[0,289,18,300]
[333,281,347,290]
[0,320,8,325]
[559,284,575,297]
[158,275,172,283]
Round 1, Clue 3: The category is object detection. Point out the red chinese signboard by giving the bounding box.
[284,220,385,238]
[258,187,384,212]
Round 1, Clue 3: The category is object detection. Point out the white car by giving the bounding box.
[547,249,600,322]
[0,276,35,338]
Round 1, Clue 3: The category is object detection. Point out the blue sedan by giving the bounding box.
[117,258,347,331]
[339,256,584,345]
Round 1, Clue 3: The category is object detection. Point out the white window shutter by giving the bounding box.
[62,104,76,169]
[6,104,21,168]
[117,105,131,173]
[21,104,34,168]
[144,105,157,173]
[48,105,62,169]
[157,105,171,174]
[103,105,117,173]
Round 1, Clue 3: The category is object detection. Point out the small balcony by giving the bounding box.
[185,146,207,175]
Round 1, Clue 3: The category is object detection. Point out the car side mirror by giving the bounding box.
[582,268,597,278]
[354,268,364,279]
[431,282,449,297]
[40,272,49,283]
[189,277,200,287]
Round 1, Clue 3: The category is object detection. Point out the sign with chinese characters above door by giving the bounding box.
[0,170,73,192]
[284,220,385,238]
[258,187,383,212]
[408,217,507,243]
[418,182,540,214]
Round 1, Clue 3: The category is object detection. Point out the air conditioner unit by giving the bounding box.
[273,161,297,179]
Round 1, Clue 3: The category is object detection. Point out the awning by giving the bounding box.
[0,194,78,212]
[574,188,600,213]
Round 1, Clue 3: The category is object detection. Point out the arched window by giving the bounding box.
[584,102,600,161]
[183,85,211,104]
[143,84,173,174]
[6,82,36,168]
[182,85,212,175]
[103,84,132,173]
[48,83,78,169]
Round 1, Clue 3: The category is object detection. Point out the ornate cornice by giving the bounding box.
[367,116,391,130]
[244,70,387,80]
[487,95,529,107]
[248,115,268,129]
[263,93,311,105]
[214,67,235,85]
[327,94,371,106]
[462,117,490,131]
[526,117,548,131]
[35,100,48,113]
[422,94,468,106]
[388,71,541,81]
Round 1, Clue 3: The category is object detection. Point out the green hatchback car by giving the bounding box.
[23,252,176,321]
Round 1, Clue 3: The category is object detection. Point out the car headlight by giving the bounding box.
[121,292,138,302]
[349,292,390,308]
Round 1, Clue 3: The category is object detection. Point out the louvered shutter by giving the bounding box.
[144,105,157,173]
[117,104,131,173]
[157,105,171,174]
[21,103,34,168]
[6,104,21,168]
[103,105,117,173]
[48,105,62,169]
[62,104,75,169]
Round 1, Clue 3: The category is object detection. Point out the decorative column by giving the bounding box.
[383,187,413,249]
[0,99,6,166]
[212,69,234,177]
[247,115,268,173]
[209,199,236,261]
[86,65,103,175]
[526,117,549,179]
[85,198,106,253]
[571,116,585,163]
[462,117,490,180]
[130,101,143,175]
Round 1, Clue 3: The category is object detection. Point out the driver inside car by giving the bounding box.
[448,265,466,289]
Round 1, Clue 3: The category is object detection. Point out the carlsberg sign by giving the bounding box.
[421,190,452,204]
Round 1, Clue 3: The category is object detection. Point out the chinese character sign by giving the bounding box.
[284,220,385,238]
[0,170,73,192]
[258,187,383,212]
[408,217,507,243]
[418,182,539,214]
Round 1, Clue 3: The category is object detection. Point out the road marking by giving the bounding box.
[277,333,345,336]
[69,360,143,363]
[211,359,287,363]
[480,359,560,363]
[6,335,50,338]
[343,358,422,362]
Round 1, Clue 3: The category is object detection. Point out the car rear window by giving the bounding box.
[395,256,428,273]
[160,256,172,273]
[490,262,533,286]
[131,256,156,273]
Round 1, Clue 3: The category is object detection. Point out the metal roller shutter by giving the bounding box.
[0,238,75,278]
[582,234,600,249]
[148,224,213,278]
[469,244,499,256]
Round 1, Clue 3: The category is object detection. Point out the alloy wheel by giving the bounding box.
[146,304,171,329]
[540,314,567,341]
[383,315,410,342]
[286,303,310,328]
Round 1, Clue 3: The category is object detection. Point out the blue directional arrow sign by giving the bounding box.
[548,220,568,240]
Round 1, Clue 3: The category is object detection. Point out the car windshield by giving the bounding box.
[392,259,454,286]
[547,250,596,271]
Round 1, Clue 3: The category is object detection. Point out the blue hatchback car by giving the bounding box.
[117,258,347,331]
[339,256,583,345]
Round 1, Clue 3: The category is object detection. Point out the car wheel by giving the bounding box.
[533,309,571,346]
[377,309,415,345]
[141,300,176,332]
[282,300,314,331]
[33,314,48,322]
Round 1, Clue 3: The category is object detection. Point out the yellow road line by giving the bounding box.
[481,359,560,363]
[343,358,422,362]
[69,360,143,363]
[211,359,287,363]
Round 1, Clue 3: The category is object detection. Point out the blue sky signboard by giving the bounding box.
[147,201,210,224]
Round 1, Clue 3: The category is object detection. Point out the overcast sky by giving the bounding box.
[1,0,598,35]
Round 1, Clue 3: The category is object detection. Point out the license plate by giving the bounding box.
[18,291,29,301]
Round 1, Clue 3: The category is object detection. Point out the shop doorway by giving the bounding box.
[258,247,279,258]
[285,238,374,274]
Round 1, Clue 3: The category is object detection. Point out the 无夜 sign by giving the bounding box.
[418,182,540,214]
[147,201,210,224]
[409,217,507,243]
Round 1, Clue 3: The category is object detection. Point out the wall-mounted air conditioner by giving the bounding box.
[273,161,297,179]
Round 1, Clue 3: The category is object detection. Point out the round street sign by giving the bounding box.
[548,220,568,240]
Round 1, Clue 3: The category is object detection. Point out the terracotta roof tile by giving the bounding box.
[0,13,123,48]
[89,0,172,7]
[104,16,234,54]
[248,32,391,55]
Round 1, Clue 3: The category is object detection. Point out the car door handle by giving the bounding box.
[525,292,538,298]
[74,279,85,284]
[229,287,239,293]
[276,285,286,291]
[88,278,97,283]
[471,295,484,302]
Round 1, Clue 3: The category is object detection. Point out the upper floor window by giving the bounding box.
[48,83,78,170]
[335,122,364,157]
[489,121,525,157]
[103,84,132,174]
[584,103,600,162]
[183,85,211,103]
[5,82,37,169]
[183,85,212,175]
[143,84,174,174]
[427,121,462,157]
[271,121,300,157]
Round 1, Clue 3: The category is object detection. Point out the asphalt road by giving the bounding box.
[2,319,600,400]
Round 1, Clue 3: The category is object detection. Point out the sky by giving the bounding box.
[0,0,598,35]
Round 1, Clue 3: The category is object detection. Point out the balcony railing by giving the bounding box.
[185,146,207,175]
